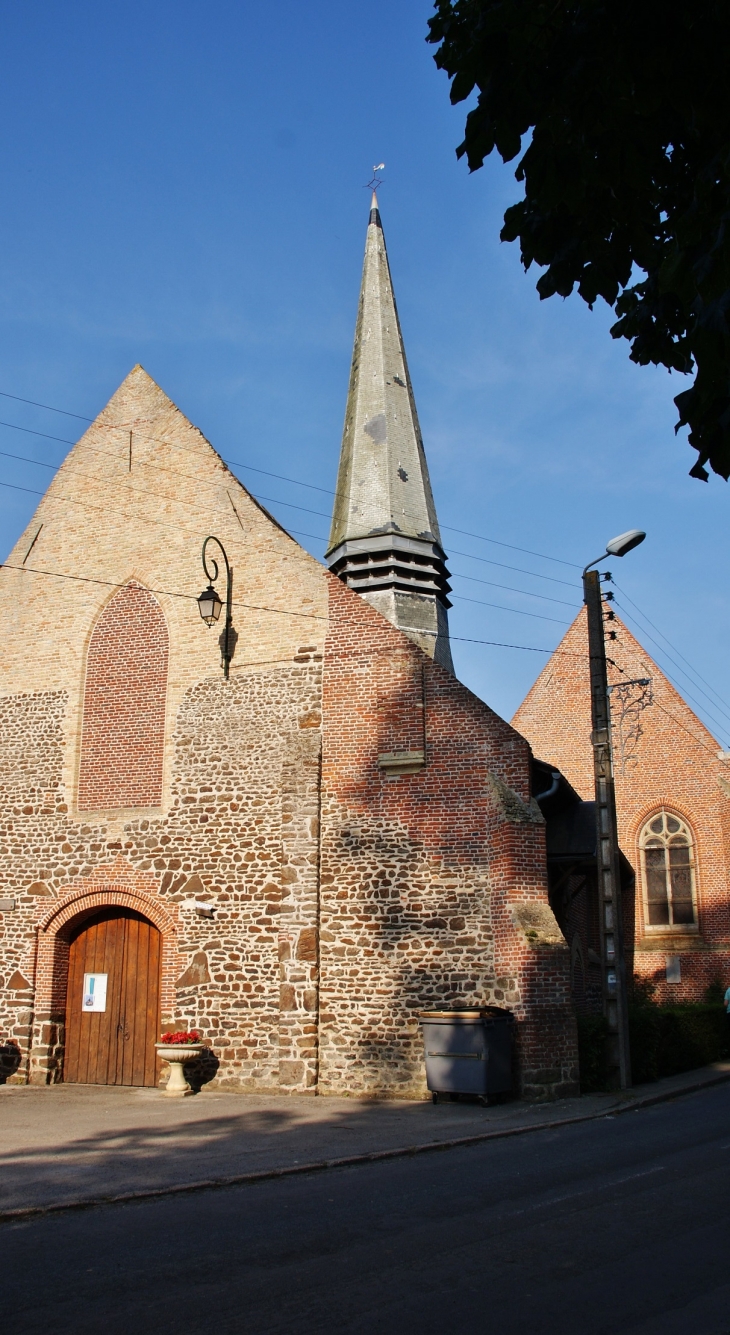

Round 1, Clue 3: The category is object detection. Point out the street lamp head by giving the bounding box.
[605,529,646,559]
[583,529,646,577]
[197,583,223,626]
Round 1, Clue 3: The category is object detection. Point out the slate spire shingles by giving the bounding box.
[326,193,454,672]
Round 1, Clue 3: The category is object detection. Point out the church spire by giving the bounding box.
[326,193,453,671]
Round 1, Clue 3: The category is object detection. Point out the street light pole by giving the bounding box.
[583,529,645,1090]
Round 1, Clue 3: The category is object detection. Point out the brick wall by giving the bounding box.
[78,582,169,810]
[513,608,730,1003]
[319,575,579,1100]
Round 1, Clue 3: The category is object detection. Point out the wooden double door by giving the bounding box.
[64,908,161,1087]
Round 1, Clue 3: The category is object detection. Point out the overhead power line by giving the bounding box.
[451,634,581,655]
[0,387,581,569]
[4,385,722,712]
[0,390,91,422]
[0,417,579,590]
[7,561,721,710]
[0,478,292,552]
[0,445,581,620]
[613,580,730,722]
[451,570,579,608]
[0,471,570,630]
[0,411,579,586]
[613,601,730,743]
[456,594,569,625]
[3,561,584,659]
[2,562,327,622]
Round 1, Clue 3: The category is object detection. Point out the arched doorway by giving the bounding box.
[64,907,161,1087]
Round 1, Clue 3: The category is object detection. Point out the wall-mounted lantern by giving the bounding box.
[197,536,233,679]
[197,584,222,626]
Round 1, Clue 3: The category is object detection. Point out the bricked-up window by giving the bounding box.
[78,582,168,810]
[639,811,697,928]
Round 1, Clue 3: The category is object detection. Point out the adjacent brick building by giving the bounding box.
[0,198,579,1099]
[513,609,730,1007]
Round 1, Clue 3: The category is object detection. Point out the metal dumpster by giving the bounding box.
[419,1008,514,1102]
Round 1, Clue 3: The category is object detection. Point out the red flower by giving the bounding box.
[160,1031,201,1044]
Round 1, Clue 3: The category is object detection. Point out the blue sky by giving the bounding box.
[1,1,728,745]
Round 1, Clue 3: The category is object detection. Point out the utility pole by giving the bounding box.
[582,528,645,1088]
[583,567,631,1088]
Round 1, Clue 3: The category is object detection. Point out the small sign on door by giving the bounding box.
[82,973,108,1012]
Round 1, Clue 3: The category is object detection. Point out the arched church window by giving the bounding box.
[78,582,169,810]
[639,810,697,928]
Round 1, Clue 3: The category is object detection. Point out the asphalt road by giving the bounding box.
[4,1083,730,1335]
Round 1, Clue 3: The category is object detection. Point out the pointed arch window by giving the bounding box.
[639,811,697,929]
[78,582,168,810]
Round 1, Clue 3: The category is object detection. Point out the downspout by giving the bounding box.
[535,770,560,805]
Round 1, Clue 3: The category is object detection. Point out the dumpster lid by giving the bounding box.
[418,1007,513,1020]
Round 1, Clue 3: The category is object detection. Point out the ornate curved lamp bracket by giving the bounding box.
[198,535,234,679]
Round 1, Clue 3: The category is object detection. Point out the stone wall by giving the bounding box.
[0,689,69,1078]
[0,659,323,1089]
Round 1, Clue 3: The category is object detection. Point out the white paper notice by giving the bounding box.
[82,973,108,1012]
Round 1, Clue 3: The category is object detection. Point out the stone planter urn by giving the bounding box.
[155,1040,205,1097]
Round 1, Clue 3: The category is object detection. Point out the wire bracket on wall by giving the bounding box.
[607,675,653,775]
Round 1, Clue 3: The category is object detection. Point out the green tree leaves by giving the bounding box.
[428,0,730,480]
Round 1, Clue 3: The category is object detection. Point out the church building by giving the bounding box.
[0,196,579,1099]
[513,610,730,1010]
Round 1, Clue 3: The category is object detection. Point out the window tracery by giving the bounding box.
[639,810,697,929]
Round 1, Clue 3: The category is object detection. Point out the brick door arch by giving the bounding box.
[30,875,180,1085]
